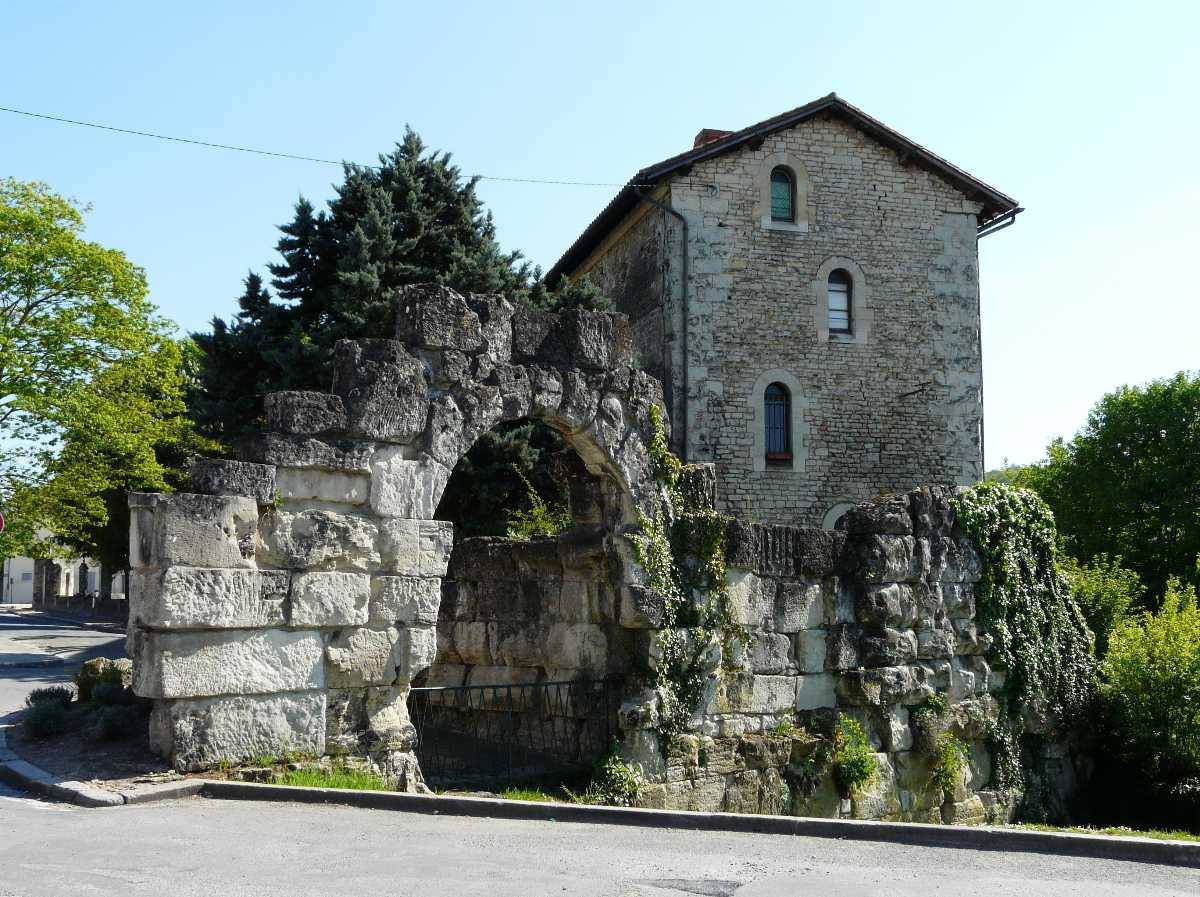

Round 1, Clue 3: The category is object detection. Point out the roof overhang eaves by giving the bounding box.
[547,94,1020,283]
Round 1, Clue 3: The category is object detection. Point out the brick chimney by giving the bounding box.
[693,128,733,149]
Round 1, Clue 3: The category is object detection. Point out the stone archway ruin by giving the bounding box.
[129,283,1070,822]
[128,285,663,786]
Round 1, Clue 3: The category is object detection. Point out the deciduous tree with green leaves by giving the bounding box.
[0,178,209,577]
[1011,372,1200,604]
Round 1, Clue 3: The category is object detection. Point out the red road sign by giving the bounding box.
[0,511,5,534]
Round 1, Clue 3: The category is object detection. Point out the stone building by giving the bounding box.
[547,94,1021,527]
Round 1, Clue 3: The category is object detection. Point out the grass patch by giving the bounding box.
[271,764,390,792]
[498,787,559,803]
[1010,823,1200,843]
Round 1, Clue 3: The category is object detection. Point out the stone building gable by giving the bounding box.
[564,102,1001,527]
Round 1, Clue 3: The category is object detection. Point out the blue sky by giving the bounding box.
[3,1,1197,468]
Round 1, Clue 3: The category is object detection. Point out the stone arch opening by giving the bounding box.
[129,284,663,788]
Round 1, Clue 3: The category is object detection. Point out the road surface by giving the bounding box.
[0,612,1196,896]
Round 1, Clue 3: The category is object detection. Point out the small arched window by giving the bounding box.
[764,382,791,463]
[770,167,795,223]
[827,269,852,335]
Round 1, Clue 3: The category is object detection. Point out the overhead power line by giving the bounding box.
[0,105,645,188]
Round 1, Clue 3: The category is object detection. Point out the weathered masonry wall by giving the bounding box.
[426,531,634,689]
[574,112,985,527]
[128,286,665,782]
[622,486,1011,823]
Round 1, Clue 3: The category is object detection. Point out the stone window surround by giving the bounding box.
[753,152,812,234]
[813,256,871,345]
[821,500,857,530]
[750,368,810,473]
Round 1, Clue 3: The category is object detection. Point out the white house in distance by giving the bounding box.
[0,549,124,605]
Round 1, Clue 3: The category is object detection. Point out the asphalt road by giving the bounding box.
[0,793,1197,897]
[0,613,1196,896]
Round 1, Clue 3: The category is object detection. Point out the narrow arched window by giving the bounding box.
[764,382,791,463]
[770,167,795,222]
[827,269,852,334]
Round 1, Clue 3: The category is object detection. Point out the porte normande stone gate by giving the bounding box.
[128,284,1039,823]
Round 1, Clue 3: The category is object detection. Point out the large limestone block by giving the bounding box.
[750,632,793,674]
[290,571,370,627]
[401,625,437,682]
[376,518,453,576]
[749,675,797,713]
[134,567,289,630]
[855,535,927,584]
[325,626,402,687]
[370,575,441,625]
[726,571,773,628]
[795,673,837,710]
[394,284,483,352]
[151,691,326,771]
[369,447,450,519]
[775,579,832,632]
[276,468,370,506]
[189,458,276,505]
[543,622,607,671]
[135,629,325,699]
[796,630,827,673]
[264,391,348,435]
[333,339,429,442]
[248,432,374,473]
[257,508,380,572]
[129,492,258,570]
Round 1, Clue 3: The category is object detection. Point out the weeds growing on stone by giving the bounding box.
[271,763,390,791]
[498,787,558,803]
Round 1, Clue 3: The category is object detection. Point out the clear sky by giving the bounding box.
[3,1,1197,469]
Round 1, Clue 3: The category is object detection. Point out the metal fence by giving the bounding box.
[408,676,623,790]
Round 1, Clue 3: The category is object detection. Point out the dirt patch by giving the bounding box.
[10,702,174,789]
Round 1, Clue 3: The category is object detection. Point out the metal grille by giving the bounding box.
[764,383,790,460]
[770,167,794,222]
[408,677,623,789]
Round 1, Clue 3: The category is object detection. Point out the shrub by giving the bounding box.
[505,467,571,540]
[91,681,134,706]
[23,700,67,739]
[90,705,140,741]
[567,748,640,807]
[931,733,970,800]
[909,692,948,753]
[832,715,877,795]
[75,658,126,702]
[1060,553,1142,656]
[1101,577,1200,786]
[25,685,74,708]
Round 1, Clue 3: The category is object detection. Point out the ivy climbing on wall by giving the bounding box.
[952,481,1095,790]
[630,405,743,741]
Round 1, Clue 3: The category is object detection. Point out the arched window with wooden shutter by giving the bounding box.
[764,382,791,463]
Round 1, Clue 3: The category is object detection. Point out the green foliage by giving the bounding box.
[74,659,125,703]
[505,467,571,540]
[271,762,390,791]
[22,699,67,739]
[909,691,949,753]
[436,419,572,539]
[1016,372,1200,602]
[952,482,1095,731]
[769,713,800,738]
[25,685,74,708]
[566,747,640,807]
[90,681,134,707]
[1100,577,1200,787]
[629,405,739,740]
[0,179,210,566]
[1010,823,1200,843]
[190,129,538,443]
[524,274,613,313]
[91,704,140,741]
[832,714,877,795]
[498,787,557,803]
[1061,553,1142,656]
[931,732,970,799]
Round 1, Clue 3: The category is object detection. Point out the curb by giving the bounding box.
[0,727,202,807]
[193,780,1200,869]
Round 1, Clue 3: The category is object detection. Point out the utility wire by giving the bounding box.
[0,104,647,188]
